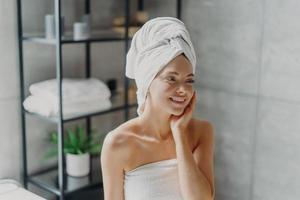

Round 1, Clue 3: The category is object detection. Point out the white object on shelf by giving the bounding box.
[45,14,65,40]
[66,175,89,191]
[0,179,45,200]
[23,95,112,118]
[45,15,55,39]
[23,77,113,118]
[66,153,90,177]
[73,22,90,40]
[29,78,111,101]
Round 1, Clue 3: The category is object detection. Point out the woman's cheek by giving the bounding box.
[159,82,173,92]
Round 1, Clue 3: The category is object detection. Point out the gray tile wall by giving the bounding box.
[1,0,299,199]
[187,0,300,200]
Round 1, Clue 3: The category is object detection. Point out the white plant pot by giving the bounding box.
[66,153,90,177]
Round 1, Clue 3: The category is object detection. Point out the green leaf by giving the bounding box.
[77,127,86,148]
[76,149,83,154]
[64,148,77,154]
[67,129,78,149]
[45,126,105,156]
[88,143,102,155]
[63,133,71,148]
[49,131,58,144]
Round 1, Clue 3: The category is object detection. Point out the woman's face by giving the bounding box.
[147,54,195,116]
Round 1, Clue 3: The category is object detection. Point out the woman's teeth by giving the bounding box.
[170,97,185,103]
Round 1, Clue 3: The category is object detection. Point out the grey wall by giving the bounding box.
[187,0,300,200]
[0,0,299,200]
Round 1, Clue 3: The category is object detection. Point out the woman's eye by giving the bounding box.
[166,77,175,81]
[187,80,195,84]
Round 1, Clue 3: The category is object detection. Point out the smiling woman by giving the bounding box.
[100,17,215,200]
[146,54,195,117]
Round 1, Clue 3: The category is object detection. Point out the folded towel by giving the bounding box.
[125,17,197,116]
[29,78,111,102]
[23,95,112,118]
[0,179,45,200]
[25,93,110,109]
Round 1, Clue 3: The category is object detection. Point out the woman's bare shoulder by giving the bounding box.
[191,118,214,129]
[101,118,141,165]
[190,118,214,140]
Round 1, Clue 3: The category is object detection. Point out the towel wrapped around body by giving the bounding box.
[124,159,184,200]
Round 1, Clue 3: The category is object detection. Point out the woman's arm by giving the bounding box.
[173,121,215,200]
[170,91,215,200]
[192,122,215,199]
[100,131,127,200]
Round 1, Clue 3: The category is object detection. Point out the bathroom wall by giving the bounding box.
[1,0,299,200]
[185,0,300,200]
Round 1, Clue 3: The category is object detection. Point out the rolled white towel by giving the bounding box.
[29,78,111,102]
[26,93,111,109]
[125,17,196,116]
[23,94,112,118]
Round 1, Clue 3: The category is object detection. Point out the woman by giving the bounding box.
[101,17,215,200]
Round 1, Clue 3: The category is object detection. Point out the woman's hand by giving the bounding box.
[170,90,197,135]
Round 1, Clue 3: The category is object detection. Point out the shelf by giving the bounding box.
[22,27,137,45]
[28,156,103,196]
[24,89,138,123]
[16,0,181,199]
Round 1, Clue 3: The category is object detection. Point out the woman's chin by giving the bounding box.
[168,98,188,114]
[169,107,185,116]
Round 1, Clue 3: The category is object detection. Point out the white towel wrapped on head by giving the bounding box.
[125,17,197,116]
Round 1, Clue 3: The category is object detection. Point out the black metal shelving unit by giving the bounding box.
[16,0,182,199]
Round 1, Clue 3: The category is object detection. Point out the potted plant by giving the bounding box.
[44,125,104,177]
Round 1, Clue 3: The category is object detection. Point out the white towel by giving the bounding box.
[125,17,197,116]
[0,179,45,200]
[124,159,184,200]
[23,95,112,119]
[29,78,111,102]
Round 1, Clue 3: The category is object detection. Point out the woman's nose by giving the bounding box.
[175,83,188,94]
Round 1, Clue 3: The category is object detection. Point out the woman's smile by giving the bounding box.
[169,96,187,107]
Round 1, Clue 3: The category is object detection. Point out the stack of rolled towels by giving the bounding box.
[23,78,112,119]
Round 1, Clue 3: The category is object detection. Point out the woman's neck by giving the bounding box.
[138,110,173,141]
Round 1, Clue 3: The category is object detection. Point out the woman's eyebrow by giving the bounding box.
[166,71,194,77]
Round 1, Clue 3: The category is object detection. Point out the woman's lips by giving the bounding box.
[169,97,186,106]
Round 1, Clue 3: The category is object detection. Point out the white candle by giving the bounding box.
[73,22,90,40]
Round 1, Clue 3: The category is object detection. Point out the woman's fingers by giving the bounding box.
[170,91,197,131]
[183,91,196,119]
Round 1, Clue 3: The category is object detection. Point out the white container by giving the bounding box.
[73,22,90,40]
[45,15,65,39]
[45,15,55,39]
[66,153,90,177]
[67,175,89,190]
